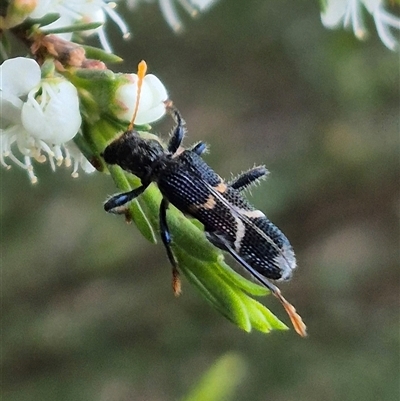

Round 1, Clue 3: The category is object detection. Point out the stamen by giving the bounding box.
[47,151,56,171]
[104,3,131,38]
[8,151,29,170]
[380,7,400,28]
[343,0,353,28]
[97,27,113,54]
[351,0,367,39]
[53,145,64,166]
[38,140,55,158]
[27,88,43,115]
[0,152,11,169]
[71,159,79,178]
[35,154,47,163]
[40,83,49,110]
[0,140,11,168]
[158,0,183,33]
[177,0,198,17]
[129,60,147,130]
[24,156,38,184]
[374,6,399,50]
[64,145,72,167]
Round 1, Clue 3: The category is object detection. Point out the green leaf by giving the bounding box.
[41,22,102,35]
[215,258,269,297]
[26,13,61,28]
[176,249,252,332]
[181,353,247,401]
[81,45,123,63]
[0,33,10,61]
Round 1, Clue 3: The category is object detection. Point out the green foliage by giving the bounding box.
[181,353,247,401]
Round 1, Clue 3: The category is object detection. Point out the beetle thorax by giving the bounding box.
[103,131,165,180]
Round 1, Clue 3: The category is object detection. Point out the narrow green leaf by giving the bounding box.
[81,45,123,63]
[215,257,269,297]
[41,22,102,34]
[239,295,273,333]
[176,248,252,332]
[251,299,289,331]
[26,13,60,28]
[0,32,11,61]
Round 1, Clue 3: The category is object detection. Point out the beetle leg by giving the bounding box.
[159,197,181,296]
[190,142,207,156]
[166,105,185,155]
[229,166,268,191]
[104,184,149,213]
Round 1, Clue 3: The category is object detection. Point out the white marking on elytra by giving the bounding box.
[275,243,297,280]
[238,209,265,219]
[234,216,246,251]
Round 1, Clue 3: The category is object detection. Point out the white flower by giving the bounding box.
[321,0,400,51]
[0,57,92,183]
[21,80,81,144]
[115,73,168,125]
[64,140,96,177]
[127,0,218,32]
[364,0,400,51]
[30,0,129,52]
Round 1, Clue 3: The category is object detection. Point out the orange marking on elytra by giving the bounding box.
[128,60,147,130]
[214,182,227,193]
[203,195,216,209]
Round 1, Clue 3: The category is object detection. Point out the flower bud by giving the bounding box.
[0,0,37,29]
[114,73,168,126]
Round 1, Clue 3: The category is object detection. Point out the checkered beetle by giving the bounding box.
[102,63,306,336]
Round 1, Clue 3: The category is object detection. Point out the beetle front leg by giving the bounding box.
[159,197,181,295]
[104,184,148,213]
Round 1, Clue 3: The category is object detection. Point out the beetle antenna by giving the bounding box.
[128,60,147,131]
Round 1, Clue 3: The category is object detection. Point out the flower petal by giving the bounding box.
[143,74,169,104]
[135,104,167,126]
[115,73,168,125]
[0,97,23,128]
[21,80,81,144]
[0,57,41,97]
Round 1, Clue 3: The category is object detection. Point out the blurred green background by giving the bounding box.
[2,0,399,400]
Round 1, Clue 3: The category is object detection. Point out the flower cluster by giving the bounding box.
[157,0,218,32]
[321,0,400,51]
[0,57,169,183]
[0,57,85,183]
[30,0,130,53]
